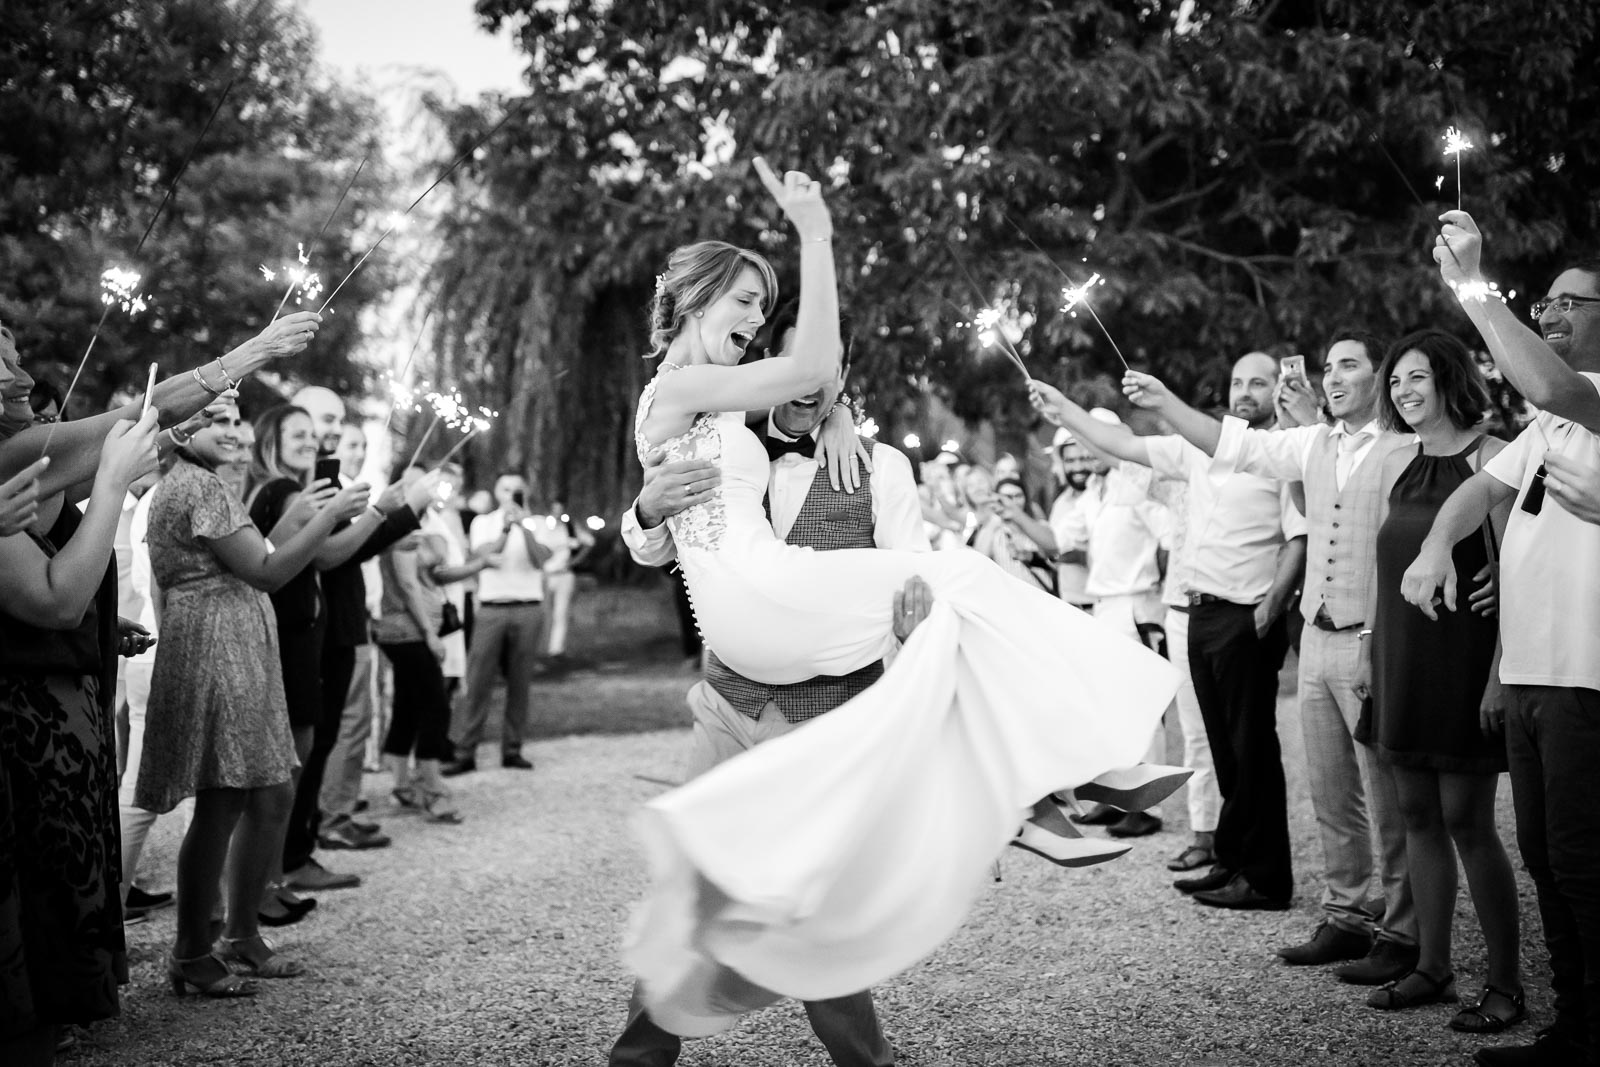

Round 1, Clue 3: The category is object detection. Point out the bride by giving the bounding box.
[627,157,1181,1036]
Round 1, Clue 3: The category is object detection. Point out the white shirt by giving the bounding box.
[1146,433,1308,605]
[127,491,158,664]
[1483,373,1600,690]
[115,491,144,622]
[1047,488,1093,605]
[1219,415,1399,490]
[469,508,545,603]
[622,437,929,566]
[1053,464,1170,599]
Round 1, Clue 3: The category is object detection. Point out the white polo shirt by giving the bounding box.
[1053,464,1171,599]
[1147,433,1307,606]
[1483,372,1600,691]
[469,509,545,603]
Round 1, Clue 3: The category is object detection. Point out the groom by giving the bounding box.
[613,300,930,1067]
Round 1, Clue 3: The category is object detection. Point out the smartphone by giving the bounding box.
[314,456,341,486]
[511,489,526,508]
[1280,355,1309,390]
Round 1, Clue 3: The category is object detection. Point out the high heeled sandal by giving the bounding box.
[1367,969,1457,1010]
[1010,821,1131,868]
[1450,984,1528,1033]
[168,952,258,997]
[1073,764,1194,813]
[216,935,306,978]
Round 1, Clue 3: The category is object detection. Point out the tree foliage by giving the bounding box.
[419,0,1599,514]
[1,0,393,411]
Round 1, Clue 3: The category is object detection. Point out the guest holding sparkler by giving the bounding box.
[0,371,159,1064]
[137,398,354,994]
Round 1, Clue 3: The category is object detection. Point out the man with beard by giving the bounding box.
[1047,429,1100,609]
[1031,351,1307,903]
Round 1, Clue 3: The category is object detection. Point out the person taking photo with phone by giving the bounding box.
[443,473,553,776]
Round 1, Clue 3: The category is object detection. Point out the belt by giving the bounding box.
[1311,606,1362,632]
[479,599,542,607]
[1185,592,1248,608]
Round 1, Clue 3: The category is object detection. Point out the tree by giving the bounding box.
[1,0,393,411]
[418,0,1600,515]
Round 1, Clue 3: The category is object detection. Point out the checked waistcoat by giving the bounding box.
[705,447,882,723]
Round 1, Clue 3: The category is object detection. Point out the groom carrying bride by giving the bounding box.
[612,299,924,1066]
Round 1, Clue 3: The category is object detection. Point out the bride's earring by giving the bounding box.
[694,311,704,318]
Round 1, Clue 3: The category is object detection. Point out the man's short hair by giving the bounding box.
[760,298,855,374]
[1320,327,1388,371]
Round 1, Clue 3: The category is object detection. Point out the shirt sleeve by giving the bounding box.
[1052,491,1090,551]
[1278,483,1308,539]
[192,471,253,541]
[1143,434,1192,481]
[1483,422,1539,489]
[1216,416,1319,482]
[468,513,499,552]
[619,500,678,567]
[868,444,931,552]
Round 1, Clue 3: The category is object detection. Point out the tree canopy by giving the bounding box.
[1,0,392,412]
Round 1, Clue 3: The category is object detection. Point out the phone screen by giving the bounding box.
[314,456,341,485]
[511,489,526,508]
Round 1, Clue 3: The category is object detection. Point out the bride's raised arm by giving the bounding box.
[645,158,840,432]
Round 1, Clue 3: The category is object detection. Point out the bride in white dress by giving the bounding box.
[626,158,1181,1037]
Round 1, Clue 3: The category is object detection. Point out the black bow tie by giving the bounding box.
[763,433,817,461]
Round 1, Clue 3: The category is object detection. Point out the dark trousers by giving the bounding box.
[454,603,542,759]
[284,642,357,871]
[609,981,893,1067]
[378,642,454,761]
[1506,685,1600,1058]
[1188,601,1293,901]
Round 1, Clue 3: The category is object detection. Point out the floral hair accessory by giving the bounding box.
[654,273,667,297]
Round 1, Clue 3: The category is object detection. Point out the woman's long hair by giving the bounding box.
[644,240,779,361]
[244,404,312,506]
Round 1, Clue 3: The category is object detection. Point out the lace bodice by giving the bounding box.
[635,367,730,551]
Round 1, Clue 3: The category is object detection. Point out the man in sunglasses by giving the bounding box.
[1404,213,1600,1067]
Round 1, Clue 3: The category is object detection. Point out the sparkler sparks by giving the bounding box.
[1443,126,1474,210]
[100,267,148,317]
[1059,272,1104,316]
[1449,278,1505,304]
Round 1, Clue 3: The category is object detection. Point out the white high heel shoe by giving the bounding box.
[1072,764,1193,813]
[1010,821,1132,868]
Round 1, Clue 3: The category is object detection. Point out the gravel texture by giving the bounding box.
[73,666,1544,1067]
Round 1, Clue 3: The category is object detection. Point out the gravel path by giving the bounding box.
[75,679,1542,1067]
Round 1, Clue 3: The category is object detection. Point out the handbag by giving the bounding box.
[437,601,464,638]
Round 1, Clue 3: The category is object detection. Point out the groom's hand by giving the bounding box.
[637,450,722,528]
[892,576,933,641]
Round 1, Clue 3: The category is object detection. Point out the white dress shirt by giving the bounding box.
[1483,373,1600,690]
[622,432,929,567]
[1146,433,1308,605]
[1052,463,1171,598]
[1218,415,1400,490]
[469,508,545,603]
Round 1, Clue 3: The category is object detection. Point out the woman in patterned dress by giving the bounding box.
[139,399,362,995]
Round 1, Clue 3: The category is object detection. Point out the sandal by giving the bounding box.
[216,934,305,978]
[1450,985,1527,1033]
[392,786,424,813]
[421,790,464,824]
[1367,969,1457,1010]
[168,952,258,997]
[1166,845,1215,872]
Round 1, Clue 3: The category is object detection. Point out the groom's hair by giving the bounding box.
[759,298,855,374]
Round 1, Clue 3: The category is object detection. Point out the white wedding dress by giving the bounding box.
[627,368,1179,1036]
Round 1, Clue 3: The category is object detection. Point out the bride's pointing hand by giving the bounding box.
[753,157,833,243]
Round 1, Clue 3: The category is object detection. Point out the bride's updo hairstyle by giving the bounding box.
[645,240,779,360]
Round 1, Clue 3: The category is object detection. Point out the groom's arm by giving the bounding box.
[868,443,931,552]
[621,454,723,567]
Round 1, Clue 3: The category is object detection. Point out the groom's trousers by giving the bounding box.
[607,685,895,1067]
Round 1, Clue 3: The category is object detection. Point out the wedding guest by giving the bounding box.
[422,463,473,696]
[1403,217,1600,1066]
[375,467,496,821]
[27,378,62,424]
[0,405,159,1065]
[444,473,552,775]
[1046,429,1098,610]
[1354,330,1521,1030]
[539,501,595,670]
[139,398,355,993]
[1123,332,1429,984]
[966,472,1058,594]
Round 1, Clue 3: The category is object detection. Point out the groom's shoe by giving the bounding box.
[1012,823,1132,868]
[1193,874,1291,912]
[1074,764,1194,813]
[1068,803,1121,826]
[1174,864,1235,894]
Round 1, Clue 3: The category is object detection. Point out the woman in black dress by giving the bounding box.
[1355,330,1521,1031]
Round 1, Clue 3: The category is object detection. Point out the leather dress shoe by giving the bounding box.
[1277,921,1373,965]
[501,752,534,770]
[440,758,477,777]
[1107,811,1162,838]
[1335,939,1420,985]
[1069,803,1120,826]
[1474,1026,1589,1066]
[1174,864,1236,893]
[1193,874,1291,911]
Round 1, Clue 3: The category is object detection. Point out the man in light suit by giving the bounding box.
[611,301,927,1067]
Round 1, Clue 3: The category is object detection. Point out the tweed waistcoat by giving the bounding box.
[1301,428,1413,628]
[705,449,882,723]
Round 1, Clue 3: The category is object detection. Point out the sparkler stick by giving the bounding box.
[381,309,437,436]
[46,80,235,456]
[272,156,367,320]
[429,424,485,470]
[1443,127,1474,212]
[318,108,520,314]
[998,215,1130,370]
[141,363,158,415]
[405,389,471,469]
[942,245,1031,380]
[1365,133,1428,209]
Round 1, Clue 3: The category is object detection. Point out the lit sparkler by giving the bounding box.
[263,243,324,315]
[429,406,498,470]
[1443,126,1474,211]
[998,215,1130,370]
[100,267,149,317]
